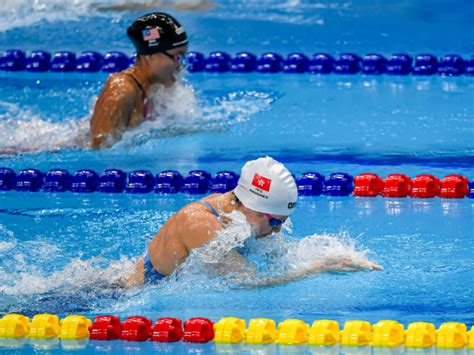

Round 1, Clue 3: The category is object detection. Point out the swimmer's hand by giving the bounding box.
[365,261,383,271]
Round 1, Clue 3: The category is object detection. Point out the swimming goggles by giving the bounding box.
[264,214,287,228]
[163,51,187,68]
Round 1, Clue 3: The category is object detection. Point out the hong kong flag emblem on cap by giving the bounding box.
[252,173,272,192]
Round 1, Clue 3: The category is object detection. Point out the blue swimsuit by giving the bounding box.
[143,200,219,284]
[143,252,166,284]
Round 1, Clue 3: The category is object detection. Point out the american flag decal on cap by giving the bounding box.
[251,173,272,192]
[142,27,160,41]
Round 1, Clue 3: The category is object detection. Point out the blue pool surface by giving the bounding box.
[0,0,473,353]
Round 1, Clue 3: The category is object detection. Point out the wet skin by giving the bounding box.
[90,45,188,149]
[125,190,382,287]
[127,191,287,285]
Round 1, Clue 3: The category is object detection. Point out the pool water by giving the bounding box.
[0,0,473,353]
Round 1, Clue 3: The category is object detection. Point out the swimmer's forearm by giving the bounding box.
[245,264,325,288]
[328,258,383,271]
[245,260,382,288]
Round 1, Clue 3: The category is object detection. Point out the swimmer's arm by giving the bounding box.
[329,258,383,272]
[246,259,382,288]
[90,76,137,149]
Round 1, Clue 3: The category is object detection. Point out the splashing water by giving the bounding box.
[0,224,16,254]
[0,109,90,154]
[0,224,136,295]
[0,0,214,32]
[0,213,377,315]
[176,210,253,278]
[150,81,201,126]
[0,0,94,32]
[115,80,275,148]
[0,0,345,33]
[0,223,137,314]
[0,256,134,296]
[159,212,376,291]
[0,79,275,153]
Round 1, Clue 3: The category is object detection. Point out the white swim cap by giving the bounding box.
[234,156,298,216]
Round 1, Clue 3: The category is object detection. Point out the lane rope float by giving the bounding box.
[1,50,473,76]
[0,167,473,198]
[1,314,473,349]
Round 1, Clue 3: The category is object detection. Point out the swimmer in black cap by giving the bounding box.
[90,12,188,149]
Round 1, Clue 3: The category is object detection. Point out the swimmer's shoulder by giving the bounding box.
[200,193,222,205]
[180,200,221,226]
[171,200,222,246]
[167,194,225,231]
[101,70,140,99]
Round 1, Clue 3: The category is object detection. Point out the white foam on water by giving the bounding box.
[282,232,373,270]
[0,224,17,254]
[0,0,93,32]
[0,255,135,296]
[0,79,273,153]
[0,223,136,297]
[0,98,91,153]
[0,114,90,154]
[115,79,274,148]
[142,212,378,293]
[0,215,379,316]
[0,241,16,253]
[177,210,253,276]
[0,0,214,32]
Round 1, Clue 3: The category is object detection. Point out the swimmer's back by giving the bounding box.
[148,194,224,275]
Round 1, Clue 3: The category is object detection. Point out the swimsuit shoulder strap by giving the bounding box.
[198,200,219,217]
[123,71,146,97]
[122,71,154,121]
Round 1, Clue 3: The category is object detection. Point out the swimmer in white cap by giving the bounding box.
[127,157,381,286]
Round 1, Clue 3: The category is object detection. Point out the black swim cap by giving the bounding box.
[127,13,188,56]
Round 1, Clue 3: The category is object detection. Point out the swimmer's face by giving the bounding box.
[147,45,188,86]
[244,208,288,239]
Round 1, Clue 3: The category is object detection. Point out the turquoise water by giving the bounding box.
[0,0,473,353]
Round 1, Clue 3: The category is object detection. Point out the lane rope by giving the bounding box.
[1,50,473,76]
[0,314,473,349]
[0,167,473,198]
